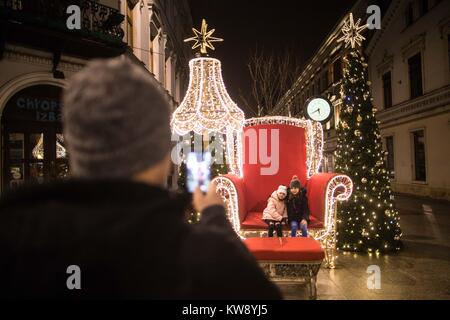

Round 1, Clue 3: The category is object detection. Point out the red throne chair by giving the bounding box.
[213,117,353,268]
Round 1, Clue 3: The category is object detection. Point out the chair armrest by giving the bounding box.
[213,174,247,226]
[306,173,353,227]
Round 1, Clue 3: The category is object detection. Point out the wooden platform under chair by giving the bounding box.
[244,237,325,300]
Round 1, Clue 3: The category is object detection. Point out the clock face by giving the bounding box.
[305,97,333,123]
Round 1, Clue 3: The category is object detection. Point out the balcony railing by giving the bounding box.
[0,0,125,45]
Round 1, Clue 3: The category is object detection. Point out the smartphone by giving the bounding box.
[186,152,211,193]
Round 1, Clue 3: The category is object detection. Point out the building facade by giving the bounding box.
[0,0,192,194]
[271,0,449,200]
[366,0,449,200]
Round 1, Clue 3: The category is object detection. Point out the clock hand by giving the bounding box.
[313,108,321,115]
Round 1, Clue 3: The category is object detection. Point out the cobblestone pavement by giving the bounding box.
[278,194,450,300]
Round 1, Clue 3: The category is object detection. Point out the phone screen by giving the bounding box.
[186,152,211,193]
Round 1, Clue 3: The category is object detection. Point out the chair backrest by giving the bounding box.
[242,120,310,213]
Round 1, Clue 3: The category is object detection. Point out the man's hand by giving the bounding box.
[301,219,308,226]
[193,181,224,213]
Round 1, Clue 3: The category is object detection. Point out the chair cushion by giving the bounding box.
[241,211,324,230]
[244,237,325,262]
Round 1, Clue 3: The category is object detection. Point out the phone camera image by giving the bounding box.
[186,152,212,193]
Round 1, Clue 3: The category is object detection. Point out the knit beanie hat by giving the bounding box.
[63,58,171,179]
[290,175,301,189]
[277,185,288,195]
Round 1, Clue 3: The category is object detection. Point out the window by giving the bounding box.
[405,2,414,27]
[322,72,329,91]
[328,65,333,86]
[126,5,134,47]
[330,113,335,129]
[448,34,450,79]
[326,155,334,173]
[333,58,342,83]
[375,0,391,15]
[382,71,393,108]
[150,21,160,73]
[412,130,426,182]
[2,85,69,190]
[408,53,423,98]
[419,0,428,16]
[385,136,395,179]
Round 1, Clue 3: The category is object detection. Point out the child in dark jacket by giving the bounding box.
[286,175,310,237]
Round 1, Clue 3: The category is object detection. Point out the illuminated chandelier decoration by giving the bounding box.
[337,13,368,49]
[171,19,245,176]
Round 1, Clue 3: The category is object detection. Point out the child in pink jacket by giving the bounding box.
[262,185,288,237]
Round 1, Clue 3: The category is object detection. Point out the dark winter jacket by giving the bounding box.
[286,188,310,224]
[0,179,282,300]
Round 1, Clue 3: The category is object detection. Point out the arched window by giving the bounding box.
[1,85,69,190]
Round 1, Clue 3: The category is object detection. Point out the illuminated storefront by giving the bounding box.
[1,84,69,190]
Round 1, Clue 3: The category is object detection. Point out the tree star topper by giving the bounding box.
[184,19,223,55]
[337,13,368,48]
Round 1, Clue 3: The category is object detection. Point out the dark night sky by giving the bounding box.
[188,0,357,115]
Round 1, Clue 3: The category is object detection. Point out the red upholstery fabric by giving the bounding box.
[222,174,247,223]
[244,237,325,262]
[242,124,307,212]
[241,212,267,229]
[241,211,324,230]
[306,173,339,223]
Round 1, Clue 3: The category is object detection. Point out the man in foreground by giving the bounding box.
[0,58,282,300]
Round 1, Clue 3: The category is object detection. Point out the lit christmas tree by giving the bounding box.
[335,14,402,253]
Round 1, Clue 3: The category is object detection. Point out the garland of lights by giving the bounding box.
[214,175,243,235]
[171,57,245,177]
[172,58,245,135]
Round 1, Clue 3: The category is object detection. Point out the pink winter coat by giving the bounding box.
[262,191,287,221]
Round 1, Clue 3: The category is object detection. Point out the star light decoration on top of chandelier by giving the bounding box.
[171,19,245,176]
[337,13,368,49]
[184,19,224,56]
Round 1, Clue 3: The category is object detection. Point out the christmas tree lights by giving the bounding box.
[335,14,402,253]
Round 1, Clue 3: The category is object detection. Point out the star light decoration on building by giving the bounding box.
[184,19,224,56]
[337,13,368,49]
[172,19,245,176]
